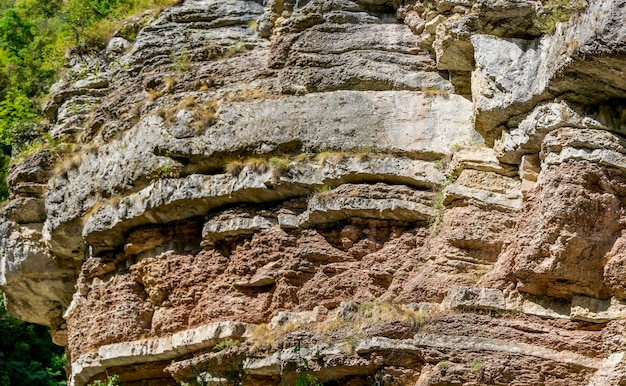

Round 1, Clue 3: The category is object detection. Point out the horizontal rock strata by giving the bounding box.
[1,0,625,384]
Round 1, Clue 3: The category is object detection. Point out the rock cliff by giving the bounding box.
[1,0,626,384]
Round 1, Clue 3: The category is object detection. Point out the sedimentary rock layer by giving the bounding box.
[1,0,626,384]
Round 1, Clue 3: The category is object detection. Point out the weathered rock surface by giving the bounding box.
[0,221,77,325]
[1,0,626,384]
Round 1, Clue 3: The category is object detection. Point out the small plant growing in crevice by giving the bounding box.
[315,151,347,164]
[221,147,391,179]
[88,374,120,386]
[158,96,219,133]
[343,334,361,354]
[225,159,244,176]
[293,153,312,162]
[296,374,325,386]
[164,76,177,93]
[244,157,270,174]
[223,87,268,103]
[190,99,220,132]
[224,41,248,58]
[12,134,54,164]
[350,145,375,162]
[317,301,425,343]
[249,323,275,351]
[147,88,163,101]
[471,360,484,372]
[428,174,457,230]
[292,344,326,386]
[315,185,332,194]
[268,156,289,168]
[14,133,85,176]
[147,158,181,182]
[213,339,238,352]
[117,22,140,41]
[534,0,587,33]
[420,87,450,99]
[223,155,289,177]
[171,49,191,71]
[269,156,291,179]
[358,301,375,314]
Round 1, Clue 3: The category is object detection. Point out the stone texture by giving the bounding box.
[1,197,46,224]
[587,352,626,386]
[1,0,626,384]
[0,220,77,325]
[484,129,626,299]
[449,146,518,177]
[444,169,523,210]
[300,183,434,226]
[79,158,443,256]
[71,321,252,385]
[495,101,620,164]
[571,296,626,324]
[472,0,626,144]
[443,286,506,311]
[203,209,276,243]
[519,154,540,194]
[7,151,52,199]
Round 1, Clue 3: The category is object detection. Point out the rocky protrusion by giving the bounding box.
[7,151,53,199]
[301,183,434,226]
[1,0,626,384]
[0,220,76,325]
[472,0,626,144]
[444,169,522,210]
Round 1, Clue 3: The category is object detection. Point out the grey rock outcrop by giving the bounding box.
[1,0,626,384]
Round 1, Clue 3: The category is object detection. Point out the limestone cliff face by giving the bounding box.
[1,0,626,384]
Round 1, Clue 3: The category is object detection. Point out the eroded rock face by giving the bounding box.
[2,0,626,384]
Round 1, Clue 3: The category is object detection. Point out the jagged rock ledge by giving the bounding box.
[1,0,626,384]
[69,286,626,385]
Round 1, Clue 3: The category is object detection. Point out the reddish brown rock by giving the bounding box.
[484,161,626,299]
[2,0,626,385]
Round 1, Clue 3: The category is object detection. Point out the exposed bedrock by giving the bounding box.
[484,127,626,300]
[472,0,626,145]
[1,0,626,384]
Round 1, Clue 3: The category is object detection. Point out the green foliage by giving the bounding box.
[268,156,289,169]
[13,132,69,163]
[147,158,181,182]
[0,88,36,141]
[0,0,181,201]
[61,0,172,51]
[0,8,34,55]
[292,345,326,386]
[315,185,332,193]
[535,0,587,33]
[295,374,324,386]
[224,41,247,58]
[0,154,9,200]
[171,48,190,71]
[213,339,238,352]
[357,301,374,314]
[88,374,120,386]
[429,174,457,228]
[0,291,67,386]
[0,87,38,200]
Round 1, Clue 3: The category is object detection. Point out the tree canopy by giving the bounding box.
[0,0,178,199]
[0,292,66,386]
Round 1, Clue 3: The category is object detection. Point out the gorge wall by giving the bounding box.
[2,0,626,384]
